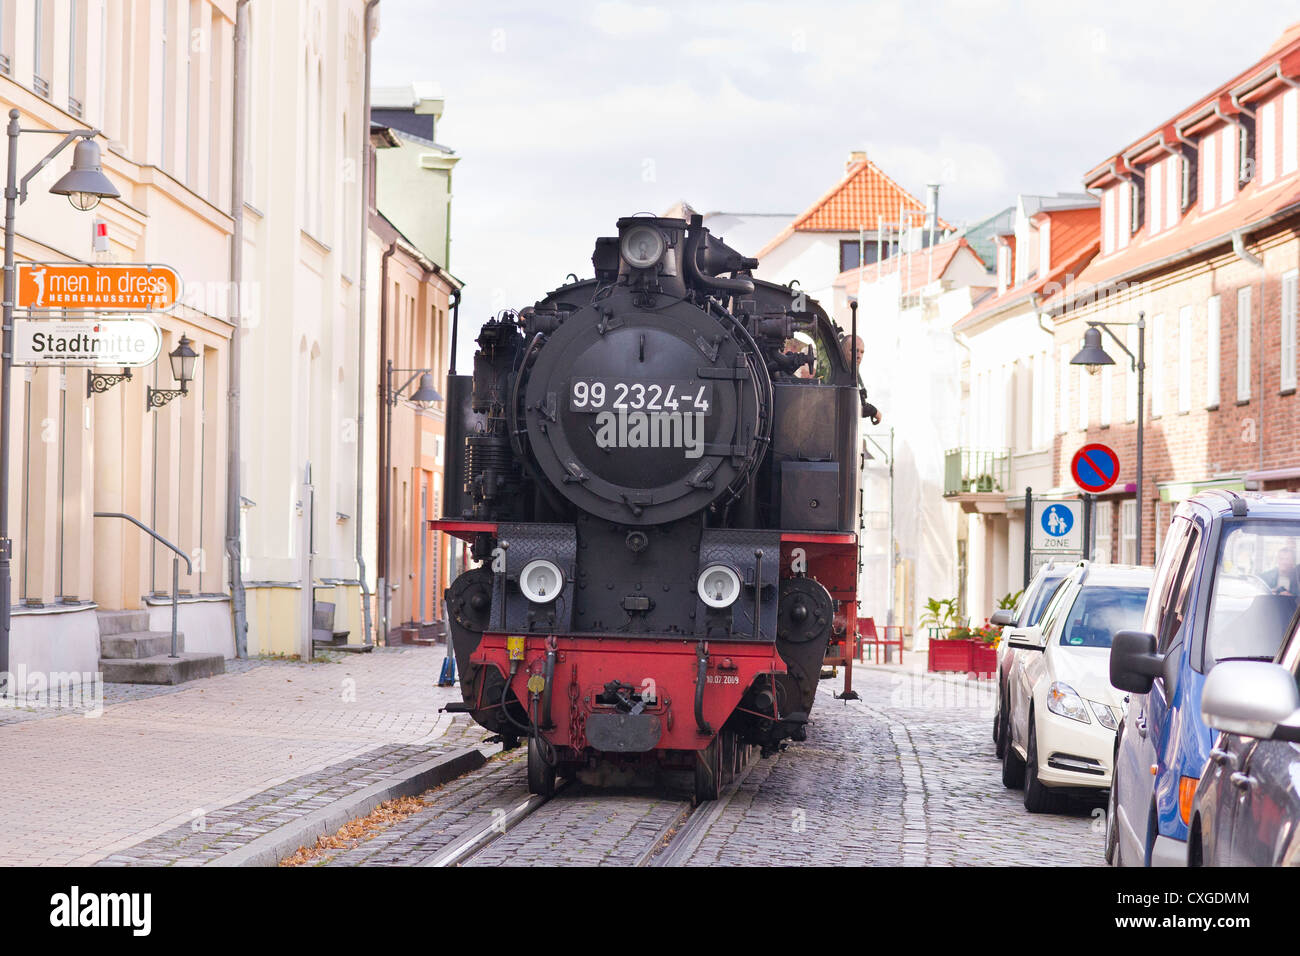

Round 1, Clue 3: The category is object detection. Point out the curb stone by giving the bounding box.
[212,745,490,867]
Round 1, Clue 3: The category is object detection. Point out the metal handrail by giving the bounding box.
[93,512,192,659]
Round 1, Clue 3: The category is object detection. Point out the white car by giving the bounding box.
[1000,562,1154,813]
[991,560,1071,760]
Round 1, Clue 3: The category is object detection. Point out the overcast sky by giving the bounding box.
[372,1,1297,366]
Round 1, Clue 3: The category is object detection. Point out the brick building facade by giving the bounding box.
[1044,24,1300,566]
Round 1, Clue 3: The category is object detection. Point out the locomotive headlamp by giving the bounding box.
[697,564,742,609]
[620,224,666,269]
[519,559,564,604]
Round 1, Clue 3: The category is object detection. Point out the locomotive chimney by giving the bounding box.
[846,150,867,173]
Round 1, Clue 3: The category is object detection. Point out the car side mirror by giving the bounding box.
[1110,630,1164,694]
[1201,660,1300,740]
[990,609,1015,627]
[1006,626,1045,651]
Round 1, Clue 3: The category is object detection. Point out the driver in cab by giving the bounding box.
[1264,545,1300,597]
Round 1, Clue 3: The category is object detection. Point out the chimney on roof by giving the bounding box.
[925,183,940,245]
[847,150,867,173]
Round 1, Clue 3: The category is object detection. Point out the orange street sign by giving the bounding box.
[16,262,181,311]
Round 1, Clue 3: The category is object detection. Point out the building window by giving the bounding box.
[67,0,84,117]
[1059,346,1071,433]
[1283,270,1298,393]
[33,0,52,97]
[1118,182,1131,249]
[1178,305,1192,413]
[0,0,12,76]
[1094,500,1113,565]
[839,240,861,273]
[1100,361,1113,427]
[1181,148,1197,211]
[1206,295,1221,408]
[1262,97,1277,186]
[1285,88,1298,177]
[1130,176,1143,234]
[1203,132,1218,212]
[1223,125,1238,200]
[1238,286,1252,402]
[1151,313,1166,417]
[1125,326,1138,422]
[1102,188,1114,255]
[1238,115,1255,187]
[1120,499,1137,565]
[1165,155,1180,227]
[1149,161,1163,235]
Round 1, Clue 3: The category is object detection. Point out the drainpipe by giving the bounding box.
[1231,229,1263,269]
[376,241,397,644]
[354,0,381,646]
[1231,227,1266,475]
[225,0,251,658]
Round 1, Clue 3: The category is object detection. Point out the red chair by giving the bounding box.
[856,616,878,661]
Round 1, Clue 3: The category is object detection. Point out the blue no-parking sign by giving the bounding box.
[1071,443,1120,494]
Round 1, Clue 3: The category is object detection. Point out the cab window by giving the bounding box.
[1206,518,1300,665]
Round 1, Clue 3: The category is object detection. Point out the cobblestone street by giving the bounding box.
[0,646,1107,867]
[290,665,1105,867]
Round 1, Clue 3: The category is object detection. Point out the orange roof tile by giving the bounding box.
[793,157,951,233]
[758,157,952,259]
[1041,180,1300,315]
[954,209,1100,331]
[1084,23,1300,187]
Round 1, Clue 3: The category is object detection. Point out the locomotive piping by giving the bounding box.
[685,214,755,295]
[694,642,713,735]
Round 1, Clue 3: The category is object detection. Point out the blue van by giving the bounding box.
[1106,491,1300,866]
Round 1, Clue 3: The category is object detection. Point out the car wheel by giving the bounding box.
[1022,717,1060,813]
[1000,714,1025,789]
[993,681,1002,747]
[995,688,1009,760]
[1104,779,1120,865]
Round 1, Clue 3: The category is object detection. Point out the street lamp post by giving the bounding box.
[379,360,441,644]
[1,109,119,681]
[1070,311,1147,563]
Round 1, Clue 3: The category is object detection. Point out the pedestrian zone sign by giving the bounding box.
[1031,499,1082,553]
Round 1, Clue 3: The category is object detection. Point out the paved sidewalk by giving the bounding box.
[0,646,480,865]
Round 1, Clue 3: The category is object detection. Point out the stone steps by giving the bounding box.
[101,631,186,660]
[99,652,226,685]
[96,610,224,686]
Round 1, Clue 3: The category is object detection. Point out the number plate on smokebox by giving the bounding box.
[568,379,713,414]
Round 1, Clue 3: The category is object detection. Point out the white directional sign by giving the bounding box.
[1031,499,1083,553]
[13,317,163,367]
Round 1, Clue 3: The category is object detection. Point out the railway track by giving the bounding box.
[419,755,754,868]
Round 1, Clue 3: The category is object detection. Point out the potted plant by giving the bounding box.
[923,597,980,672]
[970,621,1000,674]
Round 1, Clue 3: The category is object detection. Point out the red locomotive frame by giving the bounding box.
[432,519,860,756]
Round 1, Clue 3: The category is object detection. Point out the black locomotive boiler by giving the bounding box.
[435,213,874,801]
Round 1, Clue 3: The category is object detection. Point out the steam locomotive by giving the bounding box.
[435,213,875,801]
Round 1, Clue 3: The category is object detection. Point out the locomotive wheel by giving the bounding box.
[527,736,556,798]
[693,738,723,803]
[720,731,737,786]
